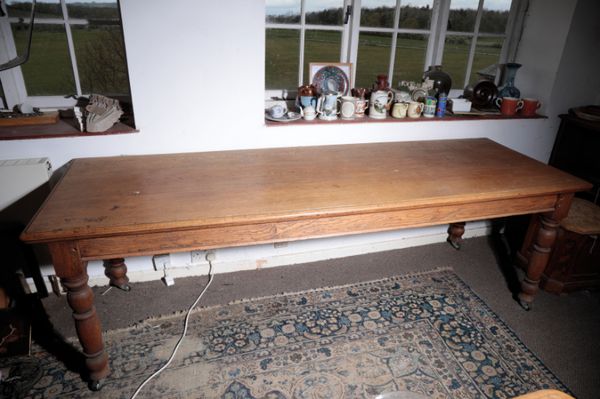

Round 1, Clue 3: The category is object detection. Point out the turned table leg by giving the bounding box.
[447,222,466,250]
[517,194,573,310]
[104,258,130,291]
[49,241,109,390]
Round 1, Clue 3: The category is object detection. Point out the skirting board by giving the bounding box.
[35,221,492,293]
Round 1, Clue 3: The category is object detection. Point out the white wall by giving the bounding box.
[1,0,593,287]
[548,0,600,116]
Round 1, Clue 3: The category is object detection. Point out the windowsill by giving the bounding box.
[265,113,547,126]
[0,117,138,140]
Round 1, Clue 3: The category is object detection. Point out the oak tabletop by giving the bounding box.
[21,138,591,243]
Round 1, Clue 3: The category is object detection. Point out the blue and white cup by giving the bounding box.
[268,104,285,119]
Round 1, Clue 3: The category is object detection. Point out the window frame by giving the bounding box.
[0,0,128,109]
[265,0,527,98]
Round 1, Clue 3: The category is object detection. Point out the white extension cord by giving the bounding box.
[129,257,215,399]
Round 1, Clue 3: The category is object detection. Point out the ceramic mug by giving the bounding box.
[369,90,394,119]
[496,97,523,116]
[407,101,424,118]
[355,98,369,118]
[520,98,542,116]
[340,96,357,120]
[391,102,409,119]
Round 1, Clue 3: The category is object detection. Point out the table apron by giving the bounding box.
[76,195,558,260]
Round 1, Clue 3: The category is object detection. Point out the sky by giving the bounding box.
[267,0,512,15]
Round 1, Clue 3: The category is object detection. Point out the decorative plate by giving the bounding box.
[312,66,350,95]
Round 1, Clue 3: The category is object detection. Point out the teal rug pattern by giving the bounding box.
[21,268,568,398]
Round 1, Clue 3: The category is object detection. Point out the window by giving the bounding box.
[443,0,513,89]
[0,0,131,110]
[265,0,522,96]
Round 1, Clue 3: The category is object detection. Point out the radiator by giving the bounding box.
[0,157,52,211]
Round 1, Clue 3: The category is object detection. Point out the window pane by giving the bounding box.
[66,0,121,19]
[304,30,342,85]
[266,0,301,24]
[361,0,396,29]
[398,0,434,30]
[469,37,503,84]
[305,0,344,26]
[355,32,392,88]
[65,0,130,95]
[442,35,472,89]
[448,0,478,32]
[480,0,511,34]
[266,29,300,90]
[6,0,62,18]
[11,22,75,95]
[71,26,130,95]
[392,34,428,83]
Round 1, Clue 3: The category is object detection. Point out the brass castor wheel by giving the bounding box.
[446,237,461,250]
[111,283,131,291]
[518,297,532,311]
[88,379,103,391]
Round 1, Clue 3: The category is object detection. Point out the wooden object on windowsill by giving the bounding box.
[0,111,59,127]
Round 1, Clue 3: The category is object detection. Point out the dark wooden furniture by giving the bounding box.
[21,138,590,389]
[550,113,600,203]
[518,198,600,294]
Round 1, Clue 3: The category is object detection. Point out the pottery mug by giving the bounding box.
[520,98,542,116]
[407,101,424,118]
[391,102,409,119]
[495,97,523,116]
[340,96,357,120]
[369,90,393,119]
[355,98,369,118]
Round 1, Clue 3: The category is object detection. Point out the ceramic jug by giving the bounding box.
[369,90,393,119]
[316,93,341,121]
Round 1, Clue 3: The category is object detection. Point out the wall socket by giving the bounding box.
[153,254,171,270]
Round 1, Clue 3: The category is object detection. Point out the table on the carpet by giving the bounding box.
[21,138,591,388]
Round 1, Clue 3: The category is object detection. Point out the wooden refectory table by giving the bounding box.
[21,138,591,389]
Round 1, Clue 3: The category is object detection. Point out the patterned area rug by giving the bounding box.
[18,268,568,398]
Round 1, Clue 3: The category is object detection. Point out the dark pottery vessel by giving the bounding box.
[423,65,452,94]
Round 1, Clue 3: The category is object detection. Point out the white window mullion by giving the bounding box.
[339,0,352,63]
[0,6,27,107]
[426,0,450,67]
[347,0,362,87]
[60,0,82,96]
[387,0,402,87]
[298,0,306,86]
[463,0,485,87]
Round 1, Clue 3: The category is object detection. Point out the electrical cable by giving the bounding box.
[129,259,214,399]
